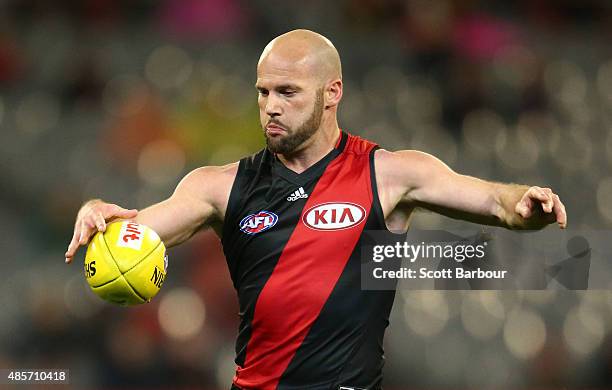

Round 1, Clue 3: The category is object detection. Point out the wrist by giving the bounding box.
[494,184,529,229]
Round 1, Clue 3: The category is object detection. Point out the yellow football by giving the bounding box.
[84,221,167,306]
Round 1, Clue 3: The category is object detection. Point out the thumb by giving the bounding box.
[515,201,530,218]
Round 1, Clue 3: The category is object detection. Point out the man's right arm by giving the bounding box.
[65,163,238,264]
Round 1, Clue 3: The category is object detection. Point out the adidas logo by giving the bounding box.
[287,187,308,201]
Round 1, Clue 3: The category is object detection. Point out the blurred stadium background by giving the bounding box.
[1,0,612,388]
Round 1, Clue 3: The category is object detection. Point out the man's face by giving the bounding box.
[256,55,325,155]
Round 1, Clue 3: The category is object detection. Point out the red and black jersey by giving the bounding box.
[221,131,397,390]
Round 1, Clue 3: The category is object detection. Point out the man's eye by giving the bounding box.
[258,90,268,96]
[282,90,296,96]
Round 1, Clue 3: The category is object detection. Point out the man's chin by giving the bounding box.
[264,125,317,155]
[266,139,290,154]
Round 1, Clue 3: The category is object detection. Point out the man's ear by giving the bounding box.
[324,79,343,109]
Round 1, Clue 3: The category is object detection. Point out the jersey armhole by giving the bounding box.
[369,146,389,231]
[221,159,247,241]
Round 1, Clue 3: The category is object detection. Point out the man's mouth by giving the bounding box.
[266,123,286,136]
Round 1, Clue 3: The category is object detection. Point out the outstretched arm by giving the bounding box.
[65,163,237,263]
[377,150,567,229]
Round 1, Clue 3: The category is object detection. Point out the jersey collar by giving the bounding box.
[270,130,348,185]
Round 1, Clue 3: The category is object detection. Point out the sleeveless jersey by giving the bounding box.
[221,131,397,390]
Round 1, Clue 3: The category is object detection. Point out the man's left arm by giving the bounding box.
[377,149,567,230]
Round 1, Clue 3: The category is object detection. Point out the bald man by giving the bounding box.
[65,30,567,389]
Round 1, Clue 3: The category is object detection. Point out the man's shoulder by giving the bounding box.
[188,162,240,182]
[343,132,378,155]
[174,162,239,222]
[373,148,444,197]
[374,148,433,173]
[178,162,239,203]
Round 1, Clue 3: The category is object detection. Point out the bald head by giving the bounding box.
[255,30,344,155]
[258,29,342,83]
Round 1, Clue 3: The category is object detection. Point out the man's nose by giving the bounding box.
[265,95,282,117]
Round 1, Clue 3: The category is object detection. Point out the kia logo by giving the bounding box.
[302,202,366,231]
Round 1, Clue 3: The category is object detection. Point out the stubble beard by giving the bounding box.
[265,89,324,155]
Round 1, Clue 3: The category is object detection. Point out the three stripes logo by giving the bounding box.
[287,187,309,202]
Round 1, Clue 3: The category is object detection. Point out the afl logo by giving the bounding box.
[239,211,279,235]
[302,202,366,231]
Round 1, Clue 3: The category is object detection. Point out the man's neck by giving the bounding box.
[276,123,341,174]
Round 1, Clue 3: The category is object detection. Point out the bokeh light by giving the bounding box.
[551,128,592,173]
[137,139,186,187]
[544,60,587,108]
[462,109,507,157]
[596,176,612,223]
[205,75,253,118]
[396,81,442,127]
[102,74,149,117]
[606,130,612,167]
[503,308,546,360]
[15,91,61,135]
[145,45,193,90]
[409,125,458,165]
[520,290,557,306]
[596,60,612,106]
[495,126,540,171]
[461,291,505,340]
[403,291,449,338]
[158,287,206,341]
[563,304,606,357]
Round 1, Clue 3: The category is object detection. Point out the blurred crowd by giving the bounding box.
[1,0,612,388]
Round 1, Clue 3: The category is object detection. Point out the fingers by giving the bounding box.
[516,186,567,229]
[552,194,568,229]
[65,202,139,264]
[65,218,96,263]
[529,187,554,213]
[93,211,106,232]
[65,229,80,263]
[65,219,97,264]
[102,204,138,221]
[113,206,138,220]
[79,218,96,245]
[521,187,554,213]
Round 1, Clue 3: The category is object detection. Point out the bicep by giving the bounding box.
[135,168,218,247]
